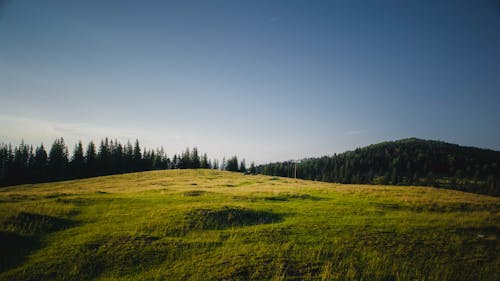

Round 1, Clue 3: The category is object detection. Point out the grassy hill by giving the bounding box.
[0,169,499,281]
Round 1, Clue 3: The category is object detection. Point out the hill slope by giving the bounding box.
[1,169,499,281]
[258,138,500,196]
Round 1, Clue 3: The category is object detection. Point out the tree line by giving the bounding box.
[257,138,500,196]
[0,138,254,186]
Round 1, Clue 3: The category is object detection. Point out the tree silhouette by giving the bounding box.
[239,159,246,173]
[48,138,68,180]
[70,141,85,179]
[86,141,97,177]
[249,162,256,174]
[225,156,239,172]
[133,139,142,171]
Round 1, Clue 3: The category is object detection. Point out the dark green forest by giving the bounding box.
[0,138,250,186]
[257,138,500,196]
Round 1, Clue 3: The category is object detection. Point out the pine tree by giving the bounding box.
[249,162,256,174]
[12,141,30,182]
[112,141,124,173]
[48,137,68,180]
[133,139,142,171]
[86,141,97,176]
[181,148,191,169]
[239,159,246,173]
[200,153,209,168]
[32,144,48,181]
[71,141,85,178]
[191,147,200,168]
[225,156,239,172]
[97,138,111,175]
[172,154,179,169]
[124,141,134,172]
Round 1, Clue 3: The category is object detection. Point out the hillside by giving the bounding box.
[1,169,499,281]
[258,138,500,196]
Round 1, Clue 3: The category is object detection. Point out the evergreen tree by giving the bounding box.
[48,138,68,180]
[240,159,246,173]
[249,162,256,174]
[32,144,48,181]
[86,141,97,177]
[12,141,30,182]
[97,138,111,175]
[172,154,179,169]
[124,141,134,172]
[70,141,85,178]
[181,148,191,169]
[200,153,209,168]
[0,144,13,183]
[225,156,239,172]
[133,139,142,171]
[111,141,124,173]
[191,147,200,168]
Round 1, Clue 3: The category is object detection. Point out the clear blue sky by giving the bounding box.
[1,0,499,164]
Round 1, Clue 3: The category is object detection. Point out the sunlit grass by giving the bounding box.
[0,169,499,280]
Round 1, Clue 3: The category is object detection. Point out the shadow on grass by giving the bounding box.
[183,190,210,196]
[184,206,283,231]
[264,193,323,202]
[0,194,40,203]
[0,231,41,272]
[2,235,223,281]
[160,207,284,236]
[0,212,78,273]
[3,212,76,235]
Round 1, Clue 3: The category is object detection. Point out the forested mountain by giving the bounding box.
[257,138,500,196]
[0,138,250,186]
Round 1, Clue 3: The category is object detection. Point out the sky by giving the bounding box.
[1,0,500,164]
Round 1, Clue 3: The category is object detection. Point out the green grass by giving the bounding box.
[0,169,499,281]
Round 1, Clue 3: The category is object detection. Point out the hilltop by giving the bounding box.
[1,169,499,280]
[259,138,500,196]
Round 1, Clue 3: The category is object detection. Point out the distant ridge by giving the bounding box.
[257,138,500,196]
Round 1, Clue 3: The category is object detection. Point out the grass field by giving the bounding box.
[0,169,499,281]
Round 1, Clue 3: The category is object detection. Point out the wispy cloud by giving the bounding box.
[265,17,280,24]
[0,114,185,149]
[344,129,369,136]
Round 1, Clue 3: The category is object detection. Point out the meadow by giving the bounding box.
[0,169,498,281]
